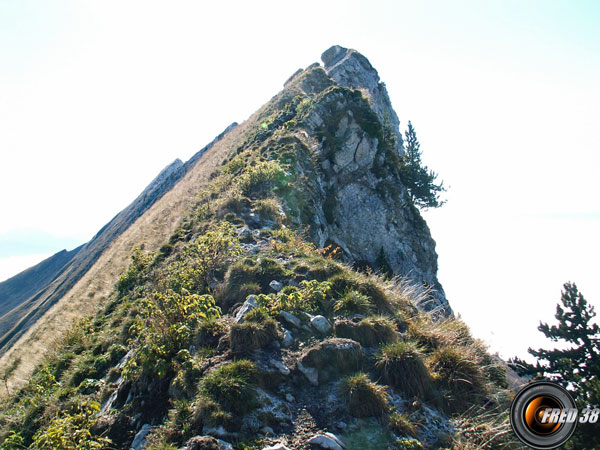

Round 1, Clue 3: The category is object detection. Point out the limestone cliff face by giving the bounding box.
[283,46,449,314]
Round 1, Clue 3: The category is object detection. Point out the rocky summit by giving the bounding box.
[0,46,519,450]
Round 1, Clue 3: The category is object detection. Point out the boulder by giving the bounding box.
[307,432,345,449]
[310,315,332,334]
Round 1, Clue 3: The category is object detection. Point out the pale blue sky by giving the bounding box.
[0,0,598,359]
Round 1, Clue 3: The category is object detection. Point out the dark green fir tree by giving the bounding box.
[398,121,446,209]
[510,282,600,449]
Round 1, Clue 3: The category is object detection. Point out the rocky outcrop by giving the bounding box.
[280,49,450,313]
[322,45,403,156]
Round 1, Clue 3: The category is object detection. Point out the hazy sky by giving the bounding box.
[1,0,598,360]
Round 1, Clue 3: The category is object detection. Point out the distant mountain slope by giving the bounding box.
[0,124,234,357]
[0,121,241,393]
[0,248,81,320]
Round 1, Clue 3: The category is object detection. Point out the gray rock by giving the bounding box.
[202,425,237,440]
[270,359,290,375]
[297,360,319,386]
[281,329,294,348]
[310,315,332,334]
[236,226,251,239]
[279,310,301,328]
[269,280,284,292]
[336,421,347,430]
[130,424,152,450]
[234,295,259,323]
[285,393,295,402]
[322,45,402,157]
[261,426,275,435]
[263,444,291,450]
[307,432,345,449]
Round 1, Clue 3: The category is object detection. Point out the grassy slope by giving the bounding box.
[0,66,524,450]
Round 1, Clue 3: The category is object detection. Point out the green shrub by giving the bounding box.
[341,373,389,418]
[237,160,286,196]
[334,290,373,315]
[194,318,227,348]
[124,291,221,379]
[192,393,232,430]
[163,222,241,293]
[375,341,432,400]
[31,399,112,450]
[200,360,258,415]
[117,247,153,295]
[257,279,331,315]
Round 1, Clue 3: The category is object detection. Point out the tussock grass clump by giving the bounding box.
[327,271,395,315]
[334,316,397,346]
[193,318,227,348]
[389,411,417,438]
[340,372,389,418]
[407,317,474,351]
[254,198,284,224]
[305,257,345,281]
[301,338,364,373]
[449,399,523,450]
[334,290,373,315]
[229,313,279,354]
[428,346,487,412]
[218,258,291,311]
[375,341,432,400]
[191,393,232,431]
[200,360,258,415]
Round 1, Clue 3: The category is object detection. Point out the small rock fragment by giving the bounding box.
[279,311,301,328]
[269,280,284,292]
[263,444,291,450]
[130,424,152,450]
[297,360,319,385]
[310,315,332,334]
[234,295,259,323]
[281,329,294,348]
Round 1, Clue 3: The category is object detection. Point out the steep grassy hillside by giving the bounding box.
[0,158,187,356]
[0,47,523,450]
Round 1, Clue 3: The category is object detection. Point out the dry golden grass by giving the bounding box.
[0,118,261,397]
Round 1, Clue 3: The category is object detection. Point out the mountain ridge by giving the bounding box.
[0,46,519,450]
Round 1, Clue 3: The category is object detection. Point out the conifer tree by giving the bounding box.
[399,121,446,209]
[510,282,600,448]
